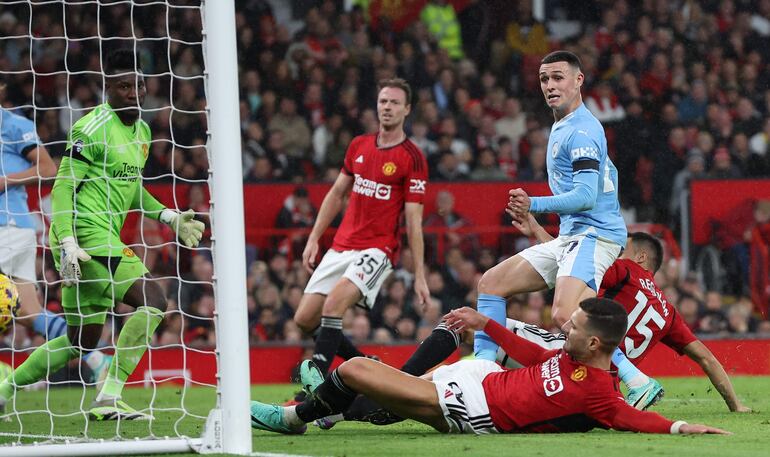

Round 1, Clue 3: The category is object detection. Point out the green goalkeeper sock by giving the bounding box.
[0,335,80,401]
[97,306,164,400]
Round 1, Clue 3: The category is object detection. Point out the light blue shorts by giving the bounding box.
[519,229,622,291]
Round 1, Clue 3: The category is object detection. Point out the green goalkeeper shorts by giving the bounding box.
[60,247,150,326]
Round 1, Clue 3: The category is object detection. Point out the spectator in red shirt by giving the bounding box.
[640,53,671,101]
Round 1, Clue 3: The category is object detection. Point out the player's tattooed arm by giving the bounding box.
[682,341,751,412]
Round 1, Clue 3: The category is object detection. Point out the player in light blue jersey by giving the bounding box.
[471,51,662,410]
[0,78,110,383]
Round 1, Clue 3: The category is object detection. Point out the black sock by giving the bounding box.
[296,368,357,423]
[337,334,365,360]
[313,316,344,374]
[401,322,461,376]
[342,395,382,421]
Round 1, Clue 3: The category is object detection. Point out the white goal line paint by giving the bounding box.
[0,432,81,441]
[254,453,329,457]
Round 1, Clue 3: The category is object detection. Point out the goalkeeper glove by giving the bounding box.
[59,236,91,286]
[160,209,205,248]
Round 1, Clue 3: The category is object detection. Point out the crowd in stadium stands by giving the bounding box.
[3,0,770,349]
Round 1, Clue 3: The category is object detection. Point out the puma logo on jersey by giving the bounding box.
[355,155,364,163]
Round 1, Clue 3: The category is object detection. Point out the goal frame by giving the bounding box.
[1,0,252,455]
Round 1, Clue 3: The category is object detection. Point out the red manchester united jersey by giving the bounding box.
[600,259,697,364]
[481,320,675,433]
[332,134,428,263]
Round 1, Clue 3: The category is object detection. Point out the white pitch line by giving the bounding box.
[253,452,329,457]
[0,432,82,441]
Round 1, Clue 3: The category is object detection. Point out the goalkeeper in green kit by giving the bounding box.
[0,49,205,421]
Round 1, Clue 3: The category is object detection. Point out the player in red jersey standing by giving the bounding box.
[250,298,729,435]
[495,215,750,412]
[293,78,431,375]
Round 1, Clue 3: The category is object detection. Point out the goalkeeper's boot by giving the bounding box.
[250,401,306,434]
[89,398,153,421]
[299,360,324,396]
[626,378,665,410]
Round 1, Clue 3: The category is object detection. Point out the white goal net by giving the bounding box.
[0,1,250,455]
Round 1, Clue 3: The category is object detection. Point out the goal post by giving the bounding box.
[0,0,251,455]
[202,0,252,453]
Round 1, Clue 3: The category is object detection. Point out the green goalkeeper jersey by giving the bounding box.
[50,103,166,257]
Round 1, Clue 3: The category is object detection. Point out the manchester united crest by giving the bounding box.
[142,143,149,159]
[570,366,588,382]
[122,247,136,258]
[382,162,397,176]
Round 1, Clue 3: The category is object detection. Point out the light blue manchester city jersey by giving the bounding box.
[0,109,39,228]
[544,104,626,246]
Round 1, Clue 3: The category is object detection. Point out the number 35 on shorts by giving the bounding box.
[352,250,388,279]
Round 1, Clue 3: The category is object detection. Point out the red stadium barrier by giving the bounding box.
[25,182,682,260]
[4,340,767,386]
[690,179,770,245]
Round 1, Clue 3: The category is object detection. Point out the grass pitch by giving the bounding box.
[0,377,768,456]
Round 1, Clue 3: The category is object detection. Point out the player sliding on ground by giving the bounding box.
[0,49,205,421]
[302,228,749,429]
[251,298,729,435]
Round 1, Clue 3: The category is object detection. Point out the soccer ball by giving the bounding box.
[0,274,20,335]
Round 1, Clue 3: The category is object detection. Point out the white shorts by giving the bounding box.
[304,248,392,309]
[432,359,502,434]
[518,229,621,292]
[0,226,37,282]
[497,319,566,368]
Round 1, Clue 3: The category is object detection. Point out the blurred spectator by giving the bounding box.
[699,291,729,335]
[275,187,317,258]
[268,98,312,159]
[677,80,708,125]
[585,81,625,124]
[677,294,701,333]
[420,1,464,60]
[709,146,743,179]
[670,150,706,223]
[494,97,526,146]
[424,190,478,262]
[497,136,519,179]
[176,254,214,313]
[503,1,549,93]
[517,146,546,181]
[349,314,371,344]
[470,147,507,181]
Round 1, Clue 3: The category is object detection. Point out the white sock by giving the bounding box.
[625,373,651,390]
[325,413,344,424]
[95,390,120,403]
[283,405,305,427]
[83,350,105,372]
